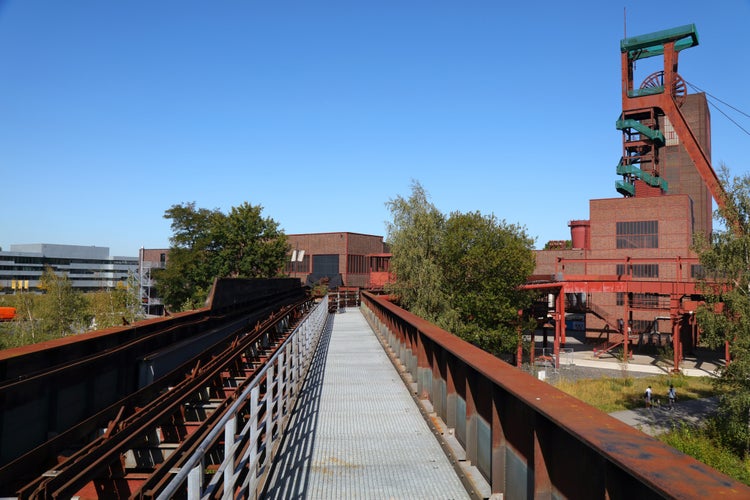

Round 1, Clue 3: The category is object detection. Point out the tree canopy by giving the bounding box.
[384,182,449,323]
[385,181,536,356]
[156,201,288,311]
[0,268,145,350]
[694,166,750,456]
[36,267,87,337]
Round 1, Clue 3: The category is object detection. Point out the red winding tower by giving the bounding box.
[530,24,723,370]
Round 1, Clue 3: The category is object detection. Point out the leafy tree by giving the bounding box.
[87,273,144,329]
[217,202,288,278]
[385,181,449,323]
[156,201,289,311]
[385,182,536,356]
[440,211,536,354]
[36,267,87,337]
[0,292,41,348]
[694,166,750,456]
[156,202,224,310]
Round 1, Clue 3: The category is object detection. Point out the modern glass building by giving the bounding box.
[0,244,138,293]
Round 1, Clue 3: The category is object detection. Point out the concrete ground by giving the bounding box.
[608,396,719,436]
[531,328,725,378]
[529,329,724,435]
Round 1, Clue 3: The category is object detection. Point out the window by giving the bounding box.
[631,293,662,308]
[347,255,367,274]
[616,220,658,249]
[691,264,705,279]
[313,255,339,275]
[616,263,659,278]
[631,319,657,333]
[616,293,665,308]
[286,254,310,273]
[369,256,390,272]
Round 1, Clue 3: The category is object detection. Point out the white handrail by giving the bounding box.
[156,296,329,500]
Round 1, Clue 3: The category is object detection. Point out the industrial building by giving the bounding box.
[0,243,138,293]
[531,25,719,369]
[138,248,169,316]
[285,232,391,290]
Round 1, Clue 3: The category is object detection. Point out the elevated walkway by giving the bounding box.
[263,308,469,499]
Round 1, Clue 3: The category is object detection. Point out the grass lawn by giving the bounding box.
[552,374,717,413]
[551,373,750,485]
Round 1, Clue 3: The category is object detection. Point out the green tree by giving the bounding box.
[440,211,536,354]
[385,182,536,356]
[88,272,144,329]
[217,202,289,279]
[385,181,449,323]
[36,267,87,337]
[156,203,226,310]
[156,201,289,311]
[694,166,750,456]
[0,291,40,348]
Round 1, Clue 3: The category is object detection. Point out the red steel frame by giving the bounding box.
[620,27,727,210]
[525,26,732,371]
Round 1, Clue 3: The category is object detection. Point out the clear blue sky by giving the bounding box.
[1,1,749,257]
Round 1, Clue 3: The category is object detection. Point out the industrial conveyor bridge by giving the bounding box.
[1,282,748,498]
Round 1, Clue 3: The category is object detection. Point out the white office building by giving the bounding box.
[0,244,138,293]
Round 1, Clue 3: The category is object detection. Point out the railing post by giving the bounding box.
[417,332,431,400]
[491,386,506,495]
[224,415,237,495]
[187,461,202,500]
[263,364,275,473]
[278,351,286,414]
[465,369,478,466]
[247,385,260,496]
[446,356,458,433]
[533,416,552,499]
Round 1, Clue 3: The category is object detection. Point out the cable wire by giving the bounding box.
[685,80,750,137]
[686,80,750,119]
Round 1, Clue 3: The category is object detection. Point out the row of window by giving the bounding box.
[0,268,132,277]
[285,254,391,275]
[616,293,667,309]
[1,256,137,265]
[286,255,310,274]
[616,264,659,278]
[616,220,659,249]
[615,264,707,280]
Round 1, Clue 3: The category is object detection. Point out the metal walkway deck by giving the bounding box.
[263,308,469,499]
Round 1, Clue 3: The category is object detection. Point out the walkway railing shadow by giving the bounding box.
[261,312,334,499]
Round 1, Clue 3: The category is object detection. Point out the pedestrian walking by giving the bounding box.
[644,385,653,410]
[668,384,676,410]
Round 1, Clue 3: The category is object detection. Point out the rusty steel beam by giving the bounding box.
[0,279,306,496]
[13,299,312,499]
[361,291,750,499]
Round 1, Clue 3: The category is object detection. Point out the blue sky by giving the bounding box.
[1,1,749,257]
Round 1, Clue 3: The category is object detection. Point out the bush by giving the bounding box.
[659,422,750,485]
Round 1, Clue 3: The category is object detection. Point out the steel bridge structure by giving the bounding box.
[0,282,748,498]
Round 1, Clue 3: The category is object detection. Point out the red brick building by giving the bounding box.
[532,26,716,365]
[286,232,390,290]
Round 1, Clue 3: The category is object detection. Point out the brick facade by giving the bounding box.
[533,94,710,344]
[287,232,388,289]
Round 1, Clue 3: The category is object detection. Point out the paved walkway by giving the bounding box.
[263,308,469,499]
[609,397,719,436]
[535,332,724,436]
[535,330,724,378]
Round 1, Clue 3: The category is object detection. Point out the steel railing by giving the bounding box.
[157,296,329,499]
[360,291,750,499]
